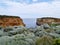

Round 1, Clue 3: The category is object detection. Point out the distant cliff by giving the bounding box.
[0,15,25,27]
[36,17,60,26]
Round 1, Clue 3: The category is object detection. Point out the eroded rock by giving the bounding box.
[0,15,25,27]
[36,17,60,26]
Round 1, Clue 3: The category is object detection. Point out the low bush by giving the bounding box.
[53,38,60,45]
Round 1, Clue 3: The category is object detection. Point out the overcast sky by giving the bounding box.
[0,0,60,18]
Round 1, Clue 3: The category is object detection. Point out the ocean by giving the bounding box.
[23,18,36,28]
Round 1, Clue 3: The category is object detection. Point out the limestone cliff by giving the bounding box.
[36,17,60,26]
[0,15,25,27]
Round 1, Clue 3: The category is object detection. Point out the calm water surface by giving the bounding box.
[23,18,36,28]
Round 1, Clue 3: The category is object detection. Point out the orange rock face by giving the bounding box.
[0,15,25,27]
[36,17,60,26]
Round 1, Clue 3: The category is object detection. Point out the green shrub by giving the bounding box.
[36,35,53,45]
[53,38,60,45]
[0,34,36,45]
[4,26,13,32]
[0,30,4,36]
[49,33,60,38]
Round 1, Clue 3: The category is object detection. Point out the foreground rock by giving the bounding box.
[36,17,60,26]
[0,15,25,27]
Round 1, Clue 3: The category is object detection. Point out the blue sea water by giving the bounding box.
[23,18,36,28]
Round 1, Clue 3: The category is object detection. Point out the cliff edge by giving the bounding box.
[0,15,25,27]
[36,17,60,26]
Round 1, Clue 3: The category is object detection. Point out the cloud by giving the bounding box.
[9,0,53,4]
[54,0,60,1]
[0,0,60,18]
[33,0,37,2]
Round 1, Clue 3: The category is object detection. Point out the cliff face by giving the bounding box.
[36,17,60,26]
[0,15,25,27]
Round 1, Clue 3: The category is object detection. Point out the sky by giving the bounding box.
[0,0,60,18]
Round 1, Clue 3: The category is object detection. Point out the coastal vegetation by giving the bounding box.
[0,23,60,45]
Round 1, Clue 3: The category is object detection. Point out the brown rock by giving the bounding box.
[0,15,25,27]
[36,17,60,26]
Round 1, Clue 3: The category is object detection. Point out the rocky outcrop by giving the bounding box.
[36,17,60,26]
[0,15,25,27]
